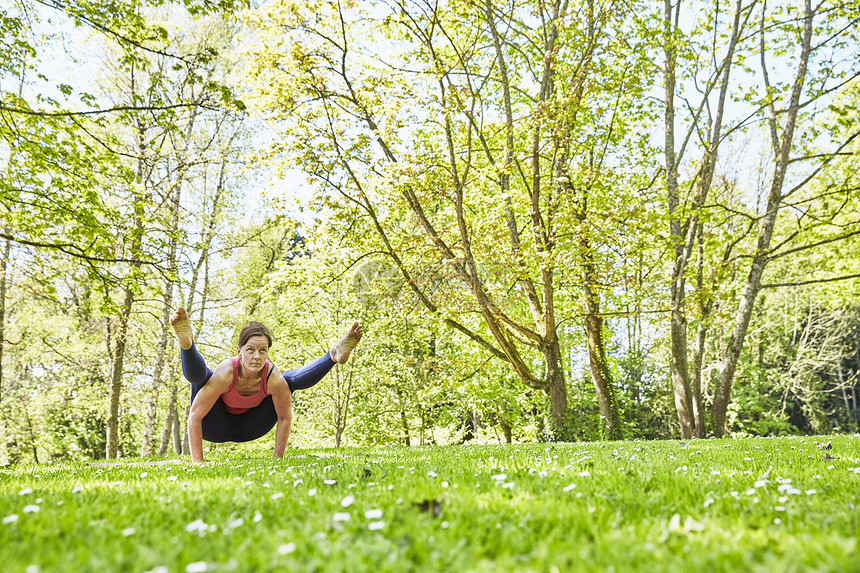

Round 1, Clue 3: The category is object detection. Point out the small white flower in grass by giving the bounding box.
[3,514,19,524]
[186,562,208,573]
[502,482,515,489]
[253,511,263,523]
[324,480,337,486]
[773,518,782,525]
[491,474,506,481]
[167,476,177,482]
[805,489,816,495]
[271,492,284,500]
[293,479,303,487]
[746,489,756,496]
[308,489,317,496]
[778,496,788,503]
[684,517,705,532]
[333,512,350,522]
[18,488,32,496]
[775,506,786,512]
[744,457,753,461]
[140,472,148,478]
[441,521,449,529]
[563,483,577,492]
[778,484,802,495]
[72,486,83,494]
[368,521,385,531]
[277,543,296,555]
[122,528,135,537]
[387,485,394,491]
[578,471,590,477]
[185,519,208,533]
[828,465,835,470]
[226,517,244,529]
[341,494,354,507]
[848,467,860,474]
[754,480,767,488]
[365,509,383,519]
[704,498,715,508]
[428,471,438,478]
[22,505,39,514]
[441,481,449,488]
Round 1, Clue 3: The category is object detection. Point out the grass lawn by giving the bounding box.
[1,435,859,572]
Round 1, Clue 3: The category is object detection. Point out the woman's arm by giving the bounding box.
[187,361,232,462]
[269,365,292,459]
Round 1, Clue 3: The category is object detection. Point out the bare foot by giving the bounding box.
[170,307,194,350]
[330,322,363,364]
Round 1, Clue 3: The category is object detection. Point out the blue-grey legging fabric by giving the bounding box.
[181,344,336,443]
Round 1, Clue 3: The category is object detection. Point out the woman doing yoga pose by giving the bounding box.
[170,307,362,461]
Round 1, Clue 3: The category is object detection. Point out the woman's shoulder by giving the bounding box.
[208,357,236,388]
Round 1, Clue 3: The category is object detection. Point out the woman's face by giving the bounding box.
[238,335,269,373]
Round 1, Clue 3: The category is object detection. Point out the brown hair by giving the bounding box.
[237,321,273,349]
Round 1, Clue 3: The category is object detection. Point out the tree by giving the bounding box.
[244,0,659,439]
[660,0,753,438]
[711,0,860,436]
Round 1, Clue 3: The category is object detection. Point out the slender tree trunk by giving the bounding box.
[106,287,134,459]
[107,113,147,459]
[157,385,176,456]
[712,0,814,436]
[664,0,747,439]
[401,408,410,446]
[0,231,10,409]
[181,403,190,455]
[142,284,173,457]
[142,104,198,456]
[691,223,710,437]
[664,0,694,439]
[582,249,622,440]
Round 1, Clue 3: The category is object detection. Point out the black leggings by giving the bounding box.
[181,344,335,443]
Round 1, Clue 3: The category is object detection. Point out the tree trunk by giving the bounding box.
[664,0,746,439]
[691,223,710,438]
[157,384,176,456]
[713,0,814,436]
[142,285,173,457]
[663,0,695,439]
[181,402,190,455]
[106,287,133,459]
[142,104,198,456]
[0,231,10,409]
[582,251,622,440]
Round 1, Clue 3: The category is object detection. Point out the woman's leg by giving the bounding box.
[172,307,238,443]
[283,352,336,392]
[189,385,235,443]
[221,397,278,442]
[181,343,239,442]
[181,343,213,386]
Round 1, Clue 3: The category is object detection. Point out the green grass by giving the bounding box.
[2,435,859,572]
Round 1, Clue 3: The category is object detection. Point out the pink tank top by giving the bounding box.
[222,357,271,414]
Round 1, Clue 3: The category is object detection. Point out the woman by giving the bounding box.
[170,307,362,462]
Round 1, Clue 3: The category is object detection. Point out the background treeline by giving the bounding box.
[0,0,857,462]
